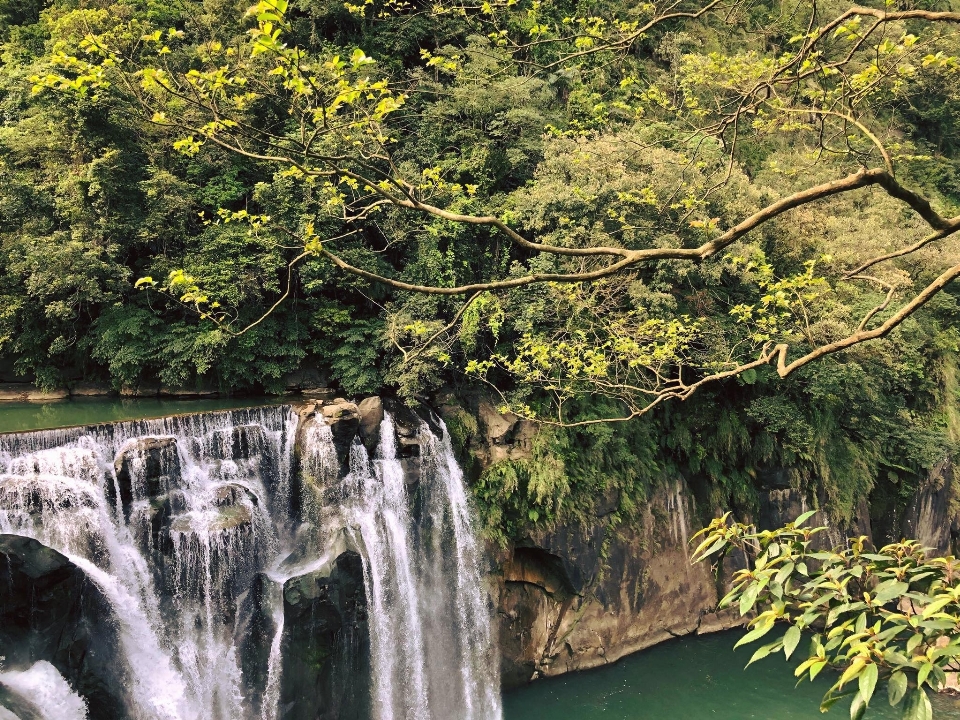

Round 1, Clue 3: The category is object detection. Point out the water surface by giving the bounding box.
[504,630,960,720]
[0,397,285,434]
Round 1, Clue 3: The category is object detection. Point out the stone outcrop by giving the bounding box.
[0,535,129,719]
[494,480,729,686]
[282,366,331,395]
[383,399,427,488]
[280,551,370,720]
[357,396,384,452]
[439,394,537,471]
[0,383,69,402]
[901,459,958,556]
[238,573,281,717]
[113,436,180,510]
[869,459,959,556]
[757,487,873,549]
[320,400,362,457]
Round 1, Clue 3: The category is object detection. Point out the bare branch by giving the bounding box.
[775,261,960,377]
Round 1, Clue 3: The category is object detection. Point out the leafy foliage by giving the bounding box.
[0,0,958,540]
[694,512,960,719]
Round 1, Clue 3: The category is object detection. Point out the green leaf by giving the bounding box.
[888,670,907,706]
[858,663,878,706]
[747,643,774,667]
[740,582,761,616]
[794,510,817,527]
[850,691,867,720]
[874,580,909,605]
[900,688,932,720]
[783,626,802,660]
[735,620,775,649]
[907,633,923,655]
[775,561,796,586]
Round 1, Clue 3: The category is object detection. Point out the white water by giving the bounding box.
[0,407,297,720]
[300,412,503,720]
[1,404,502,720]
[0,661,89,720]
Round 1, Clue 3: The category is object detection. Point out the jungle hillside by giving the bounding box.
[1,0,959,535]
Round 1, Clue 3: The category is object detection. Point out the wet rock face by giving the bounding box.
[357,396,384,453]
[280,551,370,720]
[238,573,280,717]
[871,459,960,556]
[112,437,180,510]
[321,401,362,463]
[903,460,960,556]
[757,487,873,550]
[382,399,424,488]
[0,535,129,719]
[230,425,268,461]
[495,481,724,687]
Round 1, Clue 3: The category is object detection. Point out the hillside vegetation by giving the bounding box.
[1,0,959,531]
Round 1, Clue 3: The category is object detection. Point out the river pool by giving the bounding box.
[0,397,284,433]
[504,630,960,720]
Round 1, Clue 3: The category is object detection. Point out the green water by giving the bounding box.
[504,631,960,720]
[0,397,284,433]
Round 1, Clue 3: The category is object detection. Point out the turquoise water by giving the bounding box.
[504,631,960,720]
[0,397,285,433]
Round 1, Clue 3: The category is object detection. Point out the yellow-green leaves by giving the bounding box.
[694,516,960,719]
[888,670,908,706]
[902,689,933,720]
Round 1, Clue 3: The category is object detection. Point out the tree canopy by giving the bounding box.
[1,0,958,532]
[26,0,960,423]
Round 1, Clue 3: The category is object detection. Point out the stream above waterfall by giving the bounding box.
[0,397,285,434]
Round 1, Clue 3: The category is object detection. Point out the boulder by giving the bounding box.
[319,401,361,468]
[0,535,130,719]
[280,551,370,720]
[357,396,384,452]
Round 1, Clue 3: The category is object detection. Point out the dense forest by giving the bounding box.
[0,0,958,535]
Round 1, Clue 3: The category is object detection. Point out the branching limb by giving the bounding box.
[774,260,960,377]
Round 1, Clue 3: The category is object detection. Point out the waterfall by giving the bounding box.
[0,661,89,720]
[1,402,502,720]
[0,407,297,720]
[307,412,503,720]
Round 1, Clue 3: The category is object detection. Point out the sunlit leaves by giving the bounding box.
[693,517,960,719]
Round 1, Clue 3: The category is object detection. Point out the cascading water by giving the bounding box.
[301,412,503,720]
[0,661,89,720]
[0,407,297,720]
[0,402,502,720]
